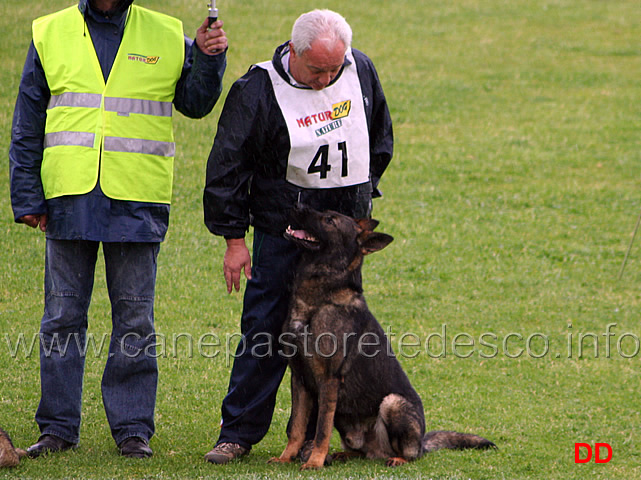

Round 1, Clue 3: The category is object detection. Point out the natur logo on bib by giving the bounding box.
[296,100,352,128]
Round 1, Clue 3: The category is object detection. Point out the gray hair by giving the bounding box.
[291,9,352,55]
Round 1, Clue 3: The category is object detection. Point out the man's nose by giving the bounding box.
[318,72,332,87]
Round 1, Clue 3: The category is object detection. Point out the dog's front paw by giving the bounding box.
[268,456,292,464]
[301,460,323,470]
[329,451,362,463]
[301,450,330,470]
[385,456,408,467]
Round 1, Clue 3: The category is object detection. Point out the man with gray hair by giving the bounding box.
[203,9,393,464]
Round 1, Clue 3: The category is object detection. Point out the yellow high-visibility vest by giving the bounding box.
[33,4,185,203]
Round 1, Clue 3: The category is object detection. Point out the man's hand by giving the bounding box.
[223,238,252,293]
[196,19,228,56]
[19,214,48,232]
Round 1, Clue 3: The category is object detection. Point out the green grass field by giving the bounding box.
[1,0,641,478]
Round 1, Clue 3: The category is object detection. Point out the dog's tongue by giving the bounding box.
[290,228,308,240]
[286,226,316,242]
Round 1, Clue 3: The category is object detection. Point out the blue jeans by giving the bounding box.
[36,239,159,445]
[216,230,300,449]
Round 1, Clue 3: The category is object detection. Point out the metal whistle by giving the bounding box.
[208,1,218,28]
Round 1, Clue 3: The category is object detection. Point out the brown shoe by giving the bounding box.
[26,434,76,458]
[118,437,153,458]
[204,442,249,464]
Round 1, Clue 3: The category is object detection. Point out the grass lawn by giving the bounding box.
[1,0,641,478]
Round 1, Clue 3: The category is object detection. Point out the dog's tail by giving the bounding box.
[422,430,496,453]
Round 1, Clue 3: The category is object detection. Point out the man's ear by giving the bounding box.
[359,232,393,255]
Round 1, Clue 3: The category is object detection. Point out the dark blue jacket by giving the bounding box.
[10,0,226,242]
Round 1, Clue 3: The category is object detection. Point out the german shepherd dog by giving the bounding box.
[272,205,495,469]
[0,428,26,468]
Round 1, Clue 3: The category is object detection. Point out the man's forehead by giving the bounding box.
[302,39,346,68]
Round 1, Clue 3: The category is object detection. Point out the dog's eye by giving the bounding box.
[325,217,335,226]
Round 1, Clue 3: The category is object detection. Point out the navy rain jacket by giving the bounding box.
[10,0,226,242]
[203,41,393,239]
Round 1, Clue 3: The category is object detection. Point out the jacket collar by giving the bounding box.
[79,0,134,17]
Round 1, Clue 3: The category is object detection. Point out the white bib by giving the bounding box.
[256,48,370,189]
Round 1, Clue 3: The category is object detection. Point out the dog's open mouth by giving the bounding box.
[285,226,321,249]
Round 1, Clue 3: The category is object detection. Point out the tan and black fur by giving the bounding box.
[272,205,495,469]
[0,428,26,468]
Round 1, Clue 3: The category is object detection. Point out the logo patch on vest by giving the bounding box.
[296,99,352,137]
[296,110,333,128]
[127,53,160,65]
[315,119,343,138]
[332,100,351,120]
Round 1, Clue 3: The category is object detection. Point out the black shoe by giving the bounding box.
[26,434,76,458]
[118,437,153,458]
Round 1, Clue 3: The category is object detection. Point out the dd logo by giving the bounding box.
[574,443,612,464]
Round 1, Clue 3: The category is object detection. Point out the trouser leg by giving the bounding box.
[36,239,98,444]
[216,231,300,448]
[101,242,159,445]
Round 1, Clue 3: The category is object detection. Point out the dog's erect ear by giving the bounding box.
[357,218,379,232]
[359,232,394,255]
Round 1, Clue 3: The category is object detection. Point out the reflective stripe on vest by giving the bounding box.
[44,131,95,148]
[44,133,175,158]
[104,97,173,117]
[33,5,184,203]
[104,137,175,157]
[48,92,102,109]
